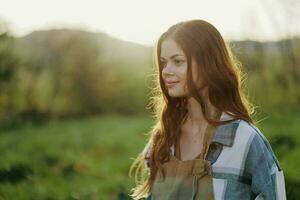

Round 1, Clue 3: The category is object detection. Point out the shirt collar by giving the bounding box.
[170,112,241,155]
[211,112,240,147]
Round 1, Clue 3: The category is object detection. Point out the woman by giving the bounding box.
[128,19,286,200]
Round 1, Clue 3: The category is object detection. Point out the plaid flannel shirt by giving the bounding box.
[144,112,286,200]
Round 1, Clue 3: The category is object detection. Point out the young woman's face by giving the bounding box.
[160,38,201,98]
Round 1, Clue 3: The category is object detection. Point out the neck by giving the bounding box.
[186,96,216,127]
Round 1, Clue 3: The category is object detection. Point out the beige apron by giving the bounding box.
[150,116,220,200]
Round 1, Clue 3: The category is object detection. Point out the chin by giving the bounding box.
[168,92,186,98]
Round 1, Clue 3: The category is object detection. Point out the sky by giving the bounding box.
[0,0,298,45]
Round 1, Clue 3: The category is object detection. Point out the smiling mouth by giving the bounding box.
[165,81,179,87]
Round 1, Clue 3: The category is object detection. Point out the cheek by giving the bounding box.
[177,67,187,80]
[177,76,188,94]
[177,68,187,87]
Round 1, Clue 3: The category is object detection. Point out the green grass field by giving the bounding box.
[0,110,299,200]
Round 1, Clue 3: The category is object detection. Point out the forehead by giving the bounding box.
[160,39,185,58]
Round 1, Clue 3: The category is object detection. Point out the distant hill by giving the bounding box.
[14,28,153,72]
[13,28,299,72]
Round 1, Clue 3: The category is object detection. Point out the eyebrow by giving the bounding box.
[160,54,185,60]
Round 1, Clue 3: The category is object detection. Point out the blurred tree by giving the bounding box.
[54,31,106,115]
[0,20,20,122]
[15,30,108,118]
[261,0,300,83]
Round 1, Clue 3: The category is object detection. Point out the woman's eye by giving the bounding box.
[160,59,185,68]
[160,61,166,67]
[174,60,184,65]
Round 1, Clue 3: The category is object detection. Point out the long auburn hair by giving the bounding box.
[128,19,255,200]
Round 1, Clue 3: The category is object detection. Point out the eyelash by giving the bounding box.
[160,60,184,67]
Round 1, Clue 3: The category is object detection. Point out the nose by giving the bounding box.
[162,62,175,77]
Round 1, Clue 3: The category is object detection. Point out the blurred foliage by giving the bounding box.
[0,29,20,124]
[230,38,300,111]
[0,112,299,199]
[0,21,299,125]
[0,114,152,199]
[0,27,153,127]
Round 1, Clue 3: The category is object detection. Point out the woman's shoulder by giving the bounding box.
[217,118,281,173]
[228,119,278,162]
[234,119,277,161]
[212,118,281,173]
[212,118,265,150]
[212,119,285,200]
[238,120,281,170]
[215,112,267,148]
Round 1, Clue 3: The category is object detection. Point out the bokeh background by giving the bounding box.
[0,0,299,199]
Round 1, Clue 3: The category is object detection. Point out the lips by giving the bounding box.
[165,81,179,87]
[165,79,180,83]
